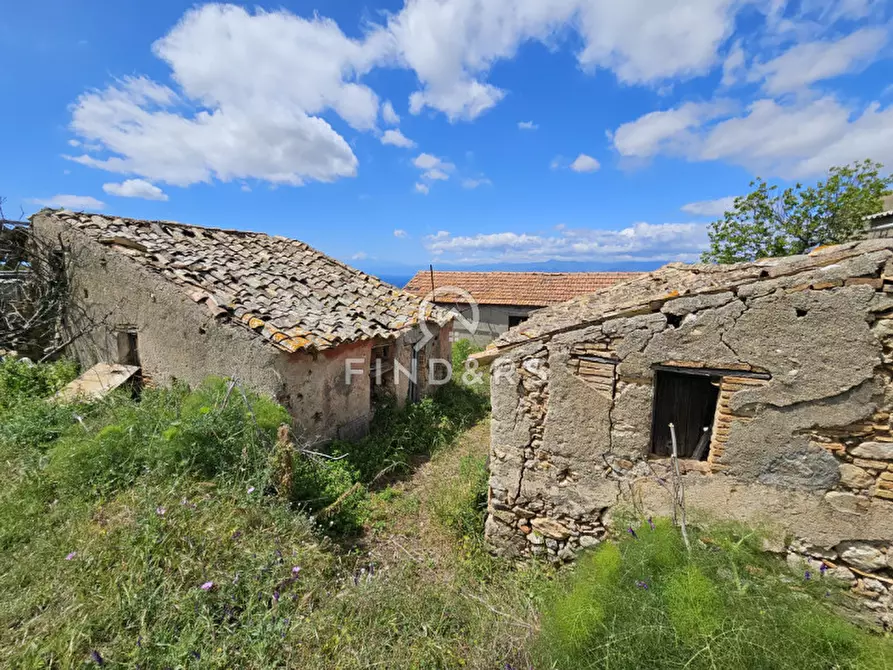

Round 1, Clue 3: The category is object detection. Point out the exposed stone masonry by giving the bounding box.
[481,239,893,627]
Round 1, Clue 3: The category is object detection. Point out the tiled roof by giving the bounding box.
[38,210,449,353]
[403,270,641,307]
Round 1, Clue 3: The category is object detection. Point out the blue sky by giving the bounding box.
[2,0,892,276]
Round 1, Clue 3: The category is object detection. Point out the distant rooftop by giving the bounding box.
[403,270,641,307]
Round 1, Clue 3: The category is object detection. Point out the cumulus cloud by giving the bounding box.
[612,94,893,178]
[570,154,600,172]
[102,179,169,201]
[412,153,455,191]
[394,228,409,238]
[382,100,401,125]
[518,120,538,130]
[680,196,736,217]
[387,0,740,119]
[414,182,430,195]
[29,195,105,210]
[67,5,389,187]
[424,221,709,263]
[380,129,417,148]
[752,28,887,94]
[612,100,735,158]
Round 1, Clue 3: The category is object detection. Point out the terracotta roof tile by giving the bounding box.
[402,270,641,307]
[40,210,450,353]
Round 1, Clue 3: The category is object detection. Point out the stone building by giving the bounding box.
[403,270,638,345]
[478,239,893,619]
[31,209,452,442]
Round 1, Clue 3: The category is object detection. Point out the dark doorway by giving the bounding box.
[116,330,140,367]
[650,370,719,460]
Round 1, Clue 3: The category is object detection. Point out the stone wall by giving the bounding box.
[485,244,893,626]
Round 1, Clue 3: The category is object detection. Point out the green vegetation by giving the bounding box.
[703,159,892,263]
[0,358,890,668]
[536,519,893,670]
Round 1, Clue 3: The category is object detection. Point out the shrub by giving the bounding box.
[535,520,893,670]
[45,379,289,497]
[0,357,78,412]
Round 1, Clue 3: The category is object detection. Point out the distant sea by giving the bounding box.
[376,274,414,288]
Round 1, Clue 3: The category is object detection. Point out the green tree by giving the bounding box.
[702,160,892,264]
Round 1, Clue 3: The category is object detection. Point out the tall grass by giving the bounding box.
[535,519,893,670]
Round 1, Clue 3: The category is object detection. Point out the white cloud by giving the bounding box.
[720,40,745,87]
[612,100,735,158]
[424,221,709,263]
[680,196,736,217]
[518,120,538,130]
[550,156,564,170]
[462,177,492,188]
[380,129,417,148]
[612,95,893,178]
[412,153,455,190]
[752,28,888,94]
[570,153,601,172]
[413,153,444,170]
[29,195,105,210]
[67,5,390,187]
[382,100,401,125]
[102,178,169,201]
[394,228,409,238]
[351,251,369,261]
[387,0,741,119]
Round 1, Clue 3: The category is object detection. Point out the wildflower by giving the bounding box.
[804,570,811,580]
[155,506,166,516]
[820,563,828,575]
[247,486,255,494]
[636,580,649,589]
[65,551,77,561]
[291,566,301,576]
[627,527,638,539]
[191,651,201,660]
[231,530,242,540]
[647,517,655,531]
[273,590,280,603]
[201,581,214,591]
[90,649,104,665]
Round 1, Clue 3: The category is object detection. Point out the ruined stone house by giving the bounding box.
[31,209,452,442]
[478,239,893,616]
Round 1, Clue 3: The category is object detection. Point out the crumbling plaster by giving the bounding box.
[486,243,893,568]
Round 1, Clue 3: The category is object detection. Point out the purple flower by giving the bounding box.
[627,527,638,539]
[273,590,280,603]
[820,563,828,575]
[200,581,214,591]
[155,506,166,516]
[90,649,104,665]
[65,551,77,561]
[804,570,812,581]
[647,517,655,531]
[291,566,301,575]
[636,580,649,589]
[247,486,255,494]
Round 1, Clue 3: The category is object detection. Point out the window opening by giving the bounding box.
[650,369,719,460]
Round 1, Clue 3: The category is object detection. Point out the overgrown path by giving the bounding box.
[360,419,492,572]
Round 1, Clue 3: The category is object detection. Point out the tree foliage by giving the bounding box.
[702,160,892,264]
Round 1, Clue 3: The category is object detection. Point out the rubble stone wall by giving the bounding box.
[486,246,893,625]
